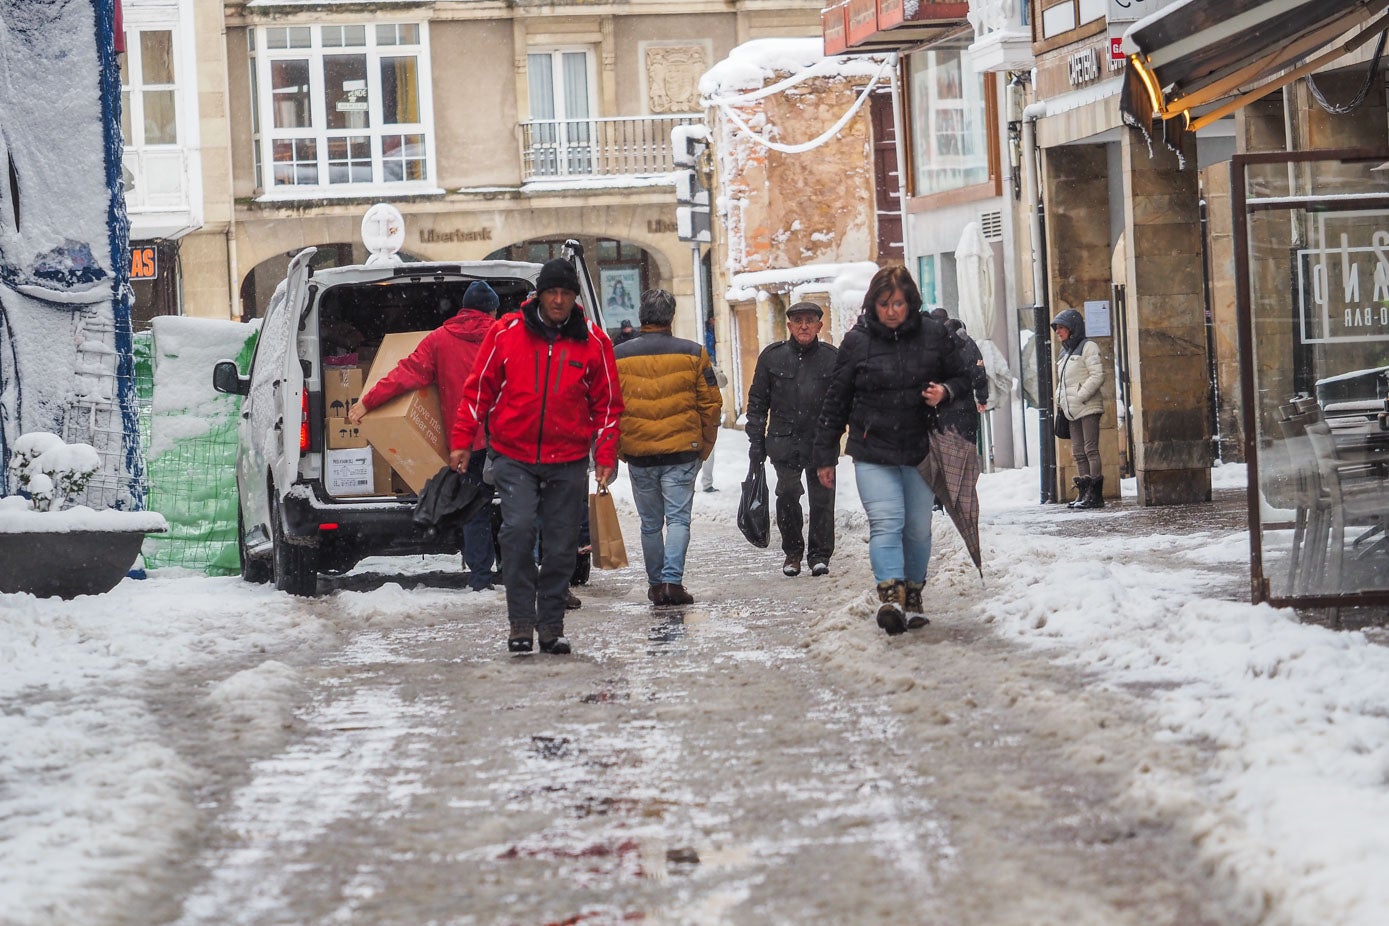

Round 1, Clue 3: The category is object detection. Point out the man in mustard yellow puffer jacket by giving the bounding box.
[613,289,723,606]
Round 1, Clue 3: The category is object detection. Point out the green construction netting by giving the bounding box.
[137,321,258,575]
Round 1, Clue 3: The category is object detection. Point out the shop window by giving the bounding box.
[908,47,992,197]
[250,23,434,194]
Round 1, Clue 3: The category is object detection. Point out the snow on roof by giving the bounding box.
[455,175,682,198]
[726,261,878,320]
[515,174,680,194]
[730,260,878,291]
[699,38,885,98]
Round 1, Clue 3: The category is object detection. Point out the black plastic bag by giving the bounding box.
[413,465,493,534]
[737,460,770,548]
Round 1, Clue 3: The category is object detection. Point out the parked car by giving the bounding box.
[212,241,603,595]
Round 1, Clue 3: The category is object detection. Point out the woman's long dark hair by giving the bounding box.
[861,265,923,318]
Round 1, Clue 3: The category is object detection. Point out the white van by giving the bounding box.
[212,241,603,595]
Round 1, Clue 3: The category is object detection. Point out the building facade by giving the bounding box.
[122,0,823,348]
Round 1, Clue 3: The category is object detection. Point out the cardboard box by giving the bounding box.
[324,367,363,418]
[324,448,400,496]
[325,447,376,496]
[325,417,367,449]
[358,331,448,494]
[372,449,396,496]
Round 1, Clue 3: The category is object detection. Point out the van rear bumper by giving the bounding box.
[281,482,462,564]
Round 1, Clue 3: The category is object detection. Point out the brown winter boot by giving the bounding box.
[1067,476,1092,509]
[876,580,906,636]
[904,582,928,630]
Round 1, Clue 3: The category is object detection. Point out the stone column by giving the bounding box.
[1041,143,1121,502]
[1120,128,1211,505]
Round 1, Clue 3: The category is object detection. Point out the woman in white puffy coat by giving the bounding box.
[1051,308,1106,508]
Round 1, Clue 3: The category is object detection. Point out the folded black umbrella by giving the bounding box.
[413,465,493,533]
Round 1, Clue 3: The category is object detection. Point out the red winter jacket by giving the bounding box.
[452,299,623,467]
[359,308,495,451]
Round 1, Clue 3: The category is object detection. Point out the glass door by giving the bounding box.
[1236,149,1389,607]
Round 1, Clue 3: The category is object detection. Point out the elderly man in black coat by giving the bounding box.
[745,302,839,577]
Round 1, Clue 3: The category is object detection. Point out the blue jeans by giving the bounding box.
[627,458,700,585]
[853,460,935,584]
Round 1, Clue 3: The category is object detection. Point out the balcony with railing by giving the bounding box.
[519,114,702,182]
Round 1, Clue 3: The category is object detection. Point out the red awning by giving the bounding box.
[822,0,969,55]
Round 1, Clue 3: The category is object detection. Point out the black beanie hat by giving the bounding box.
[461,281,499,314]
[535,258,581,295]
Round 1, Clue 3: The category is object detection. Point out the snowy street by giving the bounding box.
[8,433,1389,925]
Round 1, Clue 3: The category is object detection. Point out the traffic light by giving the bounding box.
[674,131,711,244]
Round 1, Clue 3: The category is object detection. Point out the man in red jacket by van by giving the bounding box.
[450,259,622,655]
[349,281,499,590]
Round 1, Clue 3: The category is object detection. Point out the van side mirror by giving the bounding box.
[212,360,250,396]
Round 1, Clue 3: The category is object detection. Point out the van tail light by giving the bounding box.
[318,523,339,531]
[299,390,310,454]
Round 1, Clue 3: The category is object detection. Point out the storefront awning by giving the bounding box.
[1121,0,1389,139]
[822,0,970,56]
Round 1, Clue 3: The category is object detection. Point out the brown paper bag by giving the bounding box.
[588,486,629,569]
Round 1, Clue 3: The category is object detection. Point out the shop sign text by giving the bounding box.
[1298,231,1389,342]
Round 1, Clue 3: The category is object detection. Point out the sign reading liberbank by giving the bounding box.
[1297,219,1389,343]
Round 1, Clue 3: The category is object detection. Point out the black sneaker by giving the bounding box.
[809,561,829,577]
[539,636,571,655]
[565,590,581,610]
[508,636,533,653]
[648,583,669,605]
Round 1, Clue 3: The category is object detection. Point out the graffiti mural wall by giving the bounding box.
[0,0,140,505]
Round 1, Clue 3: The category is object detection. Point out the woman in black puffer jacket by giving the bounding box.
[813,266,972,636]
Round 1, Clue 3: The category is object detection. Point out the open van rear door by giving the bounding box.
[562,239,605,331]
[240,248,314,520]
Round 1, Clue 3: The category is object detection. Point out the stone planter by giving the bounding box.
[0,506,168,599]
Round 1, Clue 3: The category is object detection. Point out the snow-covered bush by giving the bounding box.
[7,432,101,512]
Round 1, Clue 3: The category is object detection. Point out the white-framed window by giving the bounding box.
[526,47,597,176]
[249,22,435,196]
[1038,0,1106,40]
[120,18,193,213]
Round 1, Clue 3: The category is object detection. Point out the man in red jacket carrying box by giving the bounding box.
[449,259,622,655]
[349,282,499,590]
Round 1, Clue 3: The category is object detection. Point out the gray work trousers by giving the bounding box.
[491,454,587,639]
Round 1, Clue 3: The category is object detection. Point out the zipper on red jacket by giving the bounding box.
[534,342,554,463]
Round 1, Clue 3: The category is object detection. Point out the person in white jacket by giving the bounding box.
[1051,308,1106,509]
